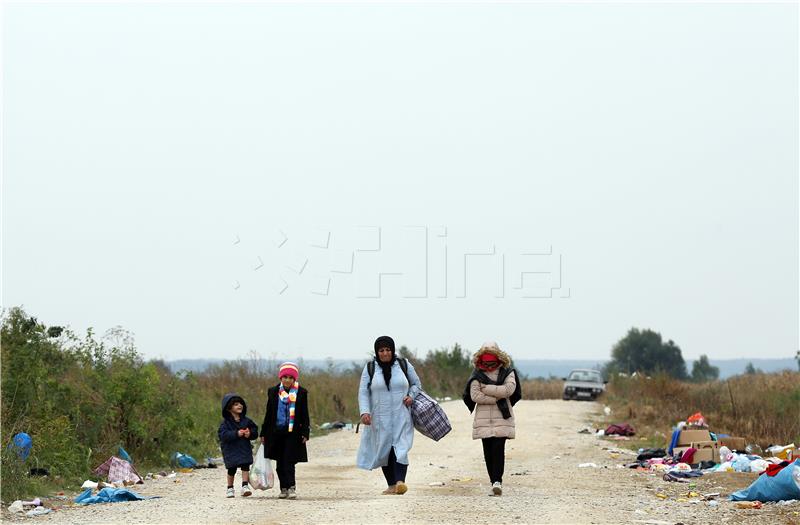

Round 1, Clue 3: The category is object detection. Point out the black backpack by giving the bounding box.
[367,358,409,389]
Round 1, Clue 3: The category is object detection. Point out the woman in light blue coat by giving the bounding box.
[357,335,422,495]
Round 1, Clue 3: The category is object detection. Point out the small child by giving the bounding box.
[260,362,310,499]
[218,393,259,498]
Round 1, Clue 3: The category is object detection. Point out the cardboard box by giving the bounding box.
[718,437,746,452]
[677,429,711,446]
[673,441,720,463]
[689,441,720,463]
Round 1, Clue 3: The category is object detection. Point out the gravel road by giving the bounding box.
[15,400,797,524]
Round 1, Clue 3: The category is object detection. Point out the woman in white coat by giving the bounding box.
[357,335,422,495]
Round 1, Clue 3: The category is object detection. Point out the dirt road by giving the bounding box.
[28,400,794,524]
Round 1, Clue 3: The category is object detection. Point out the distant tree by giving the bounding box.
[690,355,719,382]
[796,350,800,371]
[397,345,416,360]
[606,328,688,379]
[744,362,762,375]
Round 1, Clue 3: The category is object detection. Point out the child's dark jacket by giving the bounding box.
[218,393,259,469]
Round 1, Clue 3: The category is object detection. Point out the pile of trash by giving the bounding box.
[611,411,800,504]
[6,498,52,517]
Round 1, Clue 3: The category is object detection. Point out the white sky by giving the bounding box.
[3,2,798,361]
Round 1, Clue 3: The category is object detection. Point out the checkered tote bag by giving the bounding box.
[410,391,452,441]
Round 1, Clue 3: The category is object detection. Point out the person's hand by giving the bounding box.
[237,429,245,437]
[260,436,266,444]
[360,413,371,425]
[403,396,413,407]
[242,428,250,438]
[301,436,308,444]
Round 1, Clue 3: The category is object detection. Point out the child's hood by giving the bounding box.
[221,392,248,420]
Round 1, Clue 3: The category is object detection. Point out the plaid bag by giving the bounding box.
[410,391,452,441]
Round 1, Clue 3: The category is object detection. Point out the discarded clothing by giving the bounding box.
[94,456,143,484]
[75,488,159,505]
[679,447,698,464]
[730,459,800,502]
[763,461,791,477]
[663,470,703,482]
[604,423,635,436]
[636,448,666,461]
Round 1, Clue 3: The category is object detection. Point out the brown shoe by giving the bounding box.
[395,481,407,495]
[381,485,396,495]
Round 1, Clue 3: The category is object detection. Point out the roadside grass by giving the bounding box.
[602,371,800,450]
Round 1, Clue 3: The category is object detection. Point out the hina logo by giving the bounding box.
[230,226,570,299]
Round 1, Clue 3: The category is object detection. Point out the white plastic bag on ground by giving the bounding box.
[251,444,274,490]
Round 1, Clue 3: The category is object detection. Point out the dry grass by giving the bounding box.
[521,379,564,400]
[605,371,800,447]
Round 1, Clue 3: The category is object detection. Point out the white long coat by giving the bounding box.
[356,359,422,469]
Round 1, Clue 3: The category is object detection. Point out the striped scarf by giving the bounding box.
[278,381,299,432]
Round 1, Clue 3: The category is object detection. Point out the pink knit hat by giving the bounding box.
[278,361,299,380]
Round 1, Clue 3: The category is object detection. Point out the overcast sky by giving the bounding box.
[3,2,798,362]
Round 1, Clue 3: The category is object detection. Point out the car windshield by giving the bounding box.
[568,371,602,383]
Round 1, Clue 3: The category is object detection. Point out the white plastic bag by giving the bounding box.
[251,444,274,490]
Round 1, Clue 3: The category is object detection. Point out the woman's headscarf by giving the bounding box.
[374,335,396,390]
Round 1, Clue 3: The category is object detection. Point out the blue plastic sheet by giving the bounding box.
[74,488,159,505]
[170,452,197,468]
[118,446,132,464]
[730,459,800,502]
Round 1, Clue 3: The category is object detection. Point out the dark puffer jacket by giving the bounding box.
[218,393,259,469]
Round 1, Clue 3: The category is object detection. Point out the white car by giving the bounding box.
[562,369,606,401]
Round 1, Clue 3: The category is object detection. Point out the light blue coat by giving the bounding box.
[356,359,422,469]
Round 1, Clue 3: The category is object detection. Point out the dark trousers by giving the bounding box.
[381,447,408,486]
[272,433,297,489]
[226,464,250,477]
[481,437,507,484]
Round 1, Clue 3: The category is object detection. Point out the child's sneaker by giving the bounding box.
[492,482,502,496]
[226,487,235,498]
[287,487,297,500]
[278,488,289,499]
[241,483,252,497]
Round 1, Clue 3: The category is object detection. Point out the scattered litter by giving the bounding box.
[578,427,592,434]
[94,456,143,484]
[707,500,719,507]
[451,477,472,482]
[22,498,41,507]
[75,488,159,505]
[578,463,598,468]
[428,481,445,486]
[26,506,52,517]
[8,432,32,461]
[166,472,177,478]
[603,406,611,416]
[511,470,531,476]
[551,455,561,460]
[655,493,668,499]
[8,501,24,513]
[735,501,763,509]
